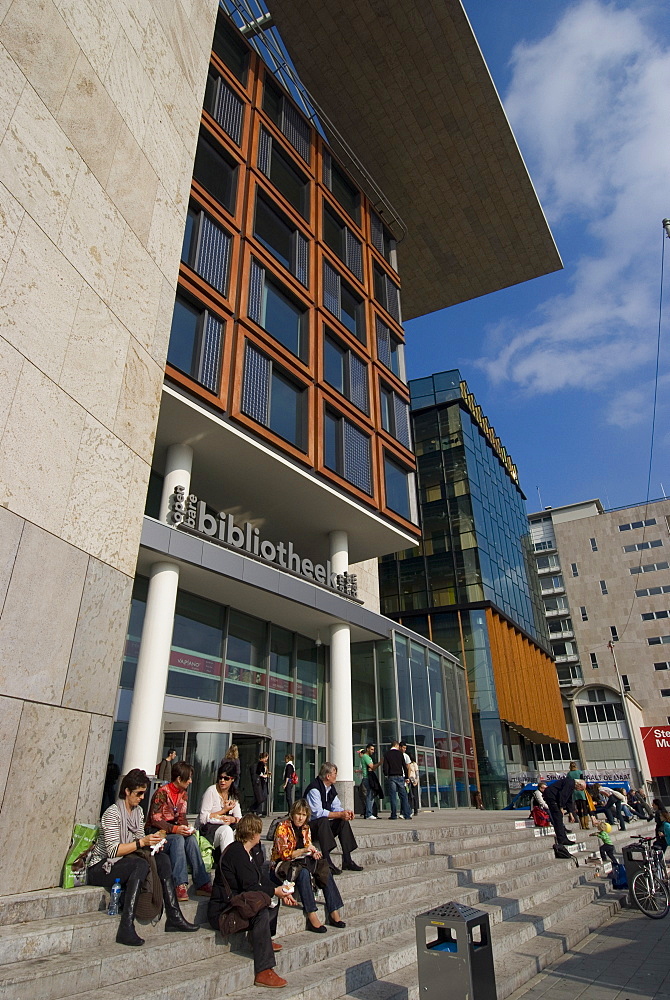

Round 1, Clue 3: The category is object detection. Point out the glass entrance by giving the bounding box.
[233,734,270,813]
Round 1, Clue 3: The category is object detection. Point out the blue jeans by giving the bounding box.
[165,833,208,887]
[361,779,375,818]
[387,775,411,820]
[294,866,343,915]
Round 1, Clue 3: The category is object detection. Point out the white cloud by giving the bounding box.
[477,0,670,395]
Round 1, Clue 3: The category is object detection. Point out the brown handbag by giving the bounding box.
[217,872,271,935]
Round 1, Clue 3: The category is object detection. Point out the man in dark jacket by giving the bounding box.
[544,777,586,844]
[382,740,411,820]
[304,763,362,873]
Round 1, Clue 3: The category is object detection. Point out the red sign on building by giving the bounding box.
[640,726,670,777]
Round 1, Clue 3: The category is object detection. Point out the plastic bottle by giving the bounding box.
[107,878,122,916]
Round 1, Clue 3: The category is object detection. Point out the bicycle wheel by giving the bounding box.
[631,869,670,918]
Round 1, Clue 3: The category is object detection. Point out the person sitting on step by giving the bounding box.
[272,799,346,933]
[208,813,299,988]
[147,759,212,901]
[199,766,242,860]
[304,762,362,873]
[87,768,198,946]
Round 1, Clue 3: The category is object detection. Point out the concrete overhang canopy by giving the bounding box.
[266,0,562,320]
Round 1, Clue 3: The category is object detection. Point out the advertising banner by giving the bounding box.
[640,726,670,777]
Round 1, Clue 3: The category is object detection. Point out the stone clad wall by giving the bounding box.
[0,0,218,895]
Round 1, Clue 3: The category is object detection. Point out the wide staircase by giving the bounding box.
[0,811,633,1000]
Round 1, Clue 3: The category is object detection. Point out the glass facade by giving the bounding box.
[379,370,553,808]
[351,633,475,809]
[121,577,325,721]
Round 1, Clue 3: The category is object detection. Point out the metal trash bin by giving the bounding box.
[622,842,648,888]
[416,901,496,1000]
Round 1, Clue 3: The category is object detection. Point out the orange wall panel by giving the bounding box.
[486,608,566,743]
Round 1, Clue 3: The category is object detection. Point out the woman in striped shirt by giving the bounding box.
[87,768,198,946]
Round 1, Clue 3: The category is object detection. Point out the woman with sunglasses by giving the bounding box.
[199,767,242,856]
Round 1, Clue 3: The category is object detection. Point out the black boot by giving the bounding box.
[116,873,145,946]
[163,875,199,933]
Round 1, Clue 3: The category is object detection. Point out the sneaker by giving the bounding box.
[176,883,189,902]
[272,941,283,952]
[255,969,288,988]
[365,815,377,820]
[196,882,212,896]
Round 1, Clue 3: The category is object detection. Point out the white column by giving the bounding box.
[159,443,193,524]
[123,445,193,776]
[328,530,353,809]
[122,562,180,775]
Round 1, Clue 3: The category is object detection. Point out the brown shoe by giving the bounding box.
[272,941,283,951]
[254,969,287,988]
[195,882,212,896]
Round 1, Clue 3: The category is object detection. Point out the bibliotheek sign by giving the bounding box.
[640,726,670,777]
[168,485,358,599]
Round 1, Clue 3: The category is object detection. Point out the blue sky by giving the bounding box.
[405,0,670,513]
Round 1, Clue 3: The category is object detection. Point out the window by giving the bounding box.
[647,635,670,646]
[253,193,309,286]
[322,204,363,281]
[323,329,368,413]
[661,690,670,697]
[263,77,311,162]
[534,540,555,551]
[241,342,306,450]
[630,561,670,574]
[257,127,310,219]
[580,606,588,621]
[537,554,560,572]
[540,575,564,593]
[590,537,598,551]
[654,662,670,670]
[203,71,244,144]
[248,260,307,360]
[610,625,619,642]
[370,210,396,265]
[193,130,237,213]
[642,610,670,621]
[379,383,411,448]
[376,316,404,380]
[322,261,365,341]
[373,263,401,323]
[384,454,413,520]
[590,652,599,668]
[621,674,630,692]
[623,539,663,552]
[322,151,359,223]
[181,206,231,295]
[166,295,223,393]
[571,562,579,577]
[324,407,372,494]
[636,585,670,597]
[619,518,656,531]
[600,579,608,594]
[212,12,249,83]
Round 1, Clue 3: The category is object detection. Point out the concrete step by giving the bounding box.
[0,833,591,969]
[0,849,617,1000]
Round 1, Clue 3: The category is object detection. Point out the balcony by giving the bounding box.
[548,628,574,640]
[554,653,579,663]
[556,663,584,686]
[544,608,570,618]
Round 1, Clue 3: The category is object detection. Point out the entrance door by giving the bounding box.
[233,734,270,813]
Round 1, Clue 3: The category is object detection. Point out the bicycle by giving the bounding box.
[629,835,670,919]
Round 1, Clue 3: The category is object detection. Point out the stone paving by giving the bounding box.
[507,906,670,1000]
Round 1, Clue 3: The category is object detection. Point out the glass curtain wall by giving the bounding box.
[351,634,473,810]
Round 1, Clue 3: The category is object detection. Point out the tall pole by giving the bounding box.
[607,641,644,786]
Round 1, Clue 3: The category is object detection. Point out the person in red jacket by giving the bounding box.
[147,760,212,901]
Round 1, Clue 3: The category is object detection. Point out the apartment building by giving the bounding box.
[529,498,670,793]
